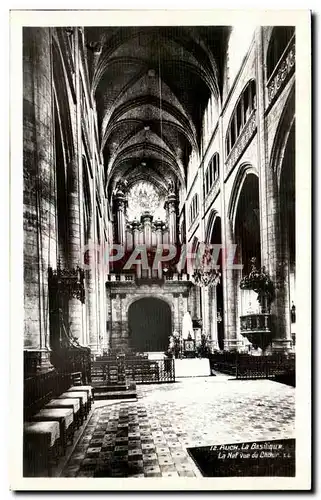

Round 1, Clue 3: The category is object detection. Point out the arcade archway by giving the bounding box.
[234,173,261,318]
[128,298,172,352]
[278,124,295,344]
[209,216,224,350]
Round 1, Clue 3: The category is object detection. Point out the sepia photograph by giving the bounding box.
[9,9,311,491]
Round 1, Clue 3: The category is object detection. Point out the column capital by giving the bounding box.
[164,193,177,210]
[140,211,153,224]
[114,194,127,211]
[154,218,165,231]
[130,218,141,230]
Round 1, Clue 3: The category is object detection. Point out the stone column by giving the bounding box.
[223,220,240,351]
[131,219,141,278]
[110,293,122,350]
[141,212,153,278]
[105,289,112,353]
[114,193,126,246]
[173,293,180,334]
[255,27,269,269]
[271,225,292,351]
[195,287,201,319]
[126,224,133,253]
[99,237,107,353]
[209,285,219,351]
[66,155,84,344]
[155,220,163,246]
[154,219,164,278]
[119,293,128,350]
[141,212,153,249]
[217,108,239,352]
[66,28,85,346]
[165,193,177,245]
[132,219,140,247]
[179,293,186,324]
[23,27,57,371]
[201,287,209,339]
[86,218,99,354]
[255,27,292,352]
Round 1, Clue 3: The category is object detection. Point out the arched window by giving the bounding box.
[189,193,199,225]
[267,27,295,80]
[226,80,256,157]
[204,153,220,197]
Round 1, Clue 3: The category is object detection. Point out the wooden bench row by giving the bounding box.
[23,385,94,477]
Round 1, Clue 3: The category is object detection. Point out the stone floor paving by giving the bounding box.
[60,375,295,478]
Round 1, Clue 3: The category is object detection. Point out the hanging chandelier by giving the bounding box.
[192,246,221,287]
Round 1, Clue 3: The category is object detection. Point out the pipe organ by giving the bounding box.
[112,182,178,277]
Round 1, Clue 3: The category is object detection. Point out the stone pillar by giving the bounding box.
[217,107,239,352]
[95,251,102,355]
[255,27,269,269]
[86,219,99,354]
[165,193,177,244]
[23,27,56,371]
[131,219,141,278]
[66,156,84,344]
[271,226,292,351]
[119,293,128,350]
[201,287,209,339]
[126,224,133,253]
[255,27,292,352]
[110,293,122,350]
[99,237,107,353]
[132,219,140,247]
[155,219,163,246]
[114,193,126,246]
[105,290,112,353]
[179,293,186,323]
[65,28,85,346]
[223,220,240,351]
[154,219,164,278]
[141,212,153,278]
[141,212,153,249]
[173,293,180,334]
[209,285,219,351]
[195,287,201,319]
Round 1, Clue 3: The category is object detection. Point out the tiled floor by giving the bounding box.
[60,375,295,478]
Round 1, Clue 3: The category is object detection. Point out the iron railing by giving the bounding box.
[92,357,175,385]
[209,352,295,381]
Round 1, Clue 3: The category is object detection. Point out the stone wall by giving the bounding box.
[23,28,57,369]
[106,280,192,351]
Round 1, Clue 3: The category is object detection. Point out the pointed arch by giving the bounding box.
[227,163,259,236]
[269,85,295,190]
[51,36,75,163]
[205,209,219,244]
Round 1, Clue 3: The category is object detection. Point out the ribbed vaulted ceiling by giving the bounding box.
[84,26,231,196]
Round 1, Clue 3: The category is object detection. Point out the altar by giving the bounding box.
[174,358,211,378]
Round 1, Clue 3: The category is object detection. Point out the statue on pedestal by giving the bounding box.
[182,311,194,340]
